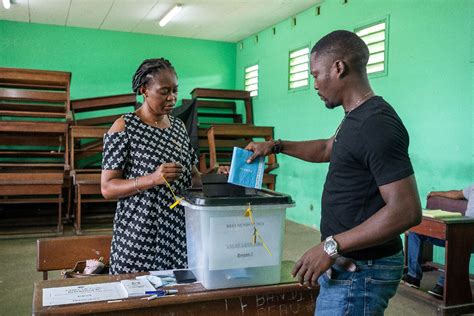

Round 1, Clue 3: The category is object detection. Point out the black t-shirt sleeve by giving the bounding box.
[360,113,414,186]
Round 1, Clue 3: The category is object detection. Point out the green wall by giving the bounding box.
[0,20,236,103]
[236,0,473,268]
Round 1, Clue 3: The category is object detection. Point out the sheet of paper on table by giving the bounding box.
[42,282,127,306]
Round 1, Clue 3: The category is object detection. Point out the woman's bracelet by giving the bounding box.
[134,177,142,193]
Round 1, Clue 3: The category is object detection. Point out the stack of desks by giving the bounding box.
[0,67,71,235]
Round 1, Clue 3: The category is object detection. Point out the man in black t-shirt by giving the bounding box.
[246,30,421,315]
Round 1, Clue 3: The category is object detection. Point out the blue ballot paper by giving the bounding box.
[228,147,265,189]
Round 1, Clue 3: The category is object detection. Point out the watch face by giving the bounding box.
[325,240,337,253]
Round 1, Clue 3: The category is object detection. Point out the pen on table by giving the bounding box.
[144,289,178,296]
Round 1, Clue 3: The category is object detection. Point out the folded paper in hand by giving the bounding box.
[228,147,265,189]
[422,209,462,219]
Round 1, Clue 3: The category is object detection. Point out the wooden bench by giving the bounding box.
[206,124,278,190]
[36,234,112,280]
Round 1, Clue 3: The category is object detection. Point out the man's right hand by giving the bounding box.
[245,141,274,163]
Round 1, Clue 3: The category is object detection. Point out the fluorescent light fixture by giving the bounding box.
[2,0,11,9]
[159,5,182,27]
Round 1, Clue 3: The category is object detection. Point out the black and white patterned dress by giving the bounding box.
[102,112,197,274]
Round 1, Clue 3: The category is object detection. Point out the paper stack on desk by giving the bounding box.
[422,209,462,219]
[120,278,156,297]
[43,278,156,306]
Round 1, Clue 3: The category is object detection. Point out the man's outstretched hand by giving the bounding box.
[245,141,273,163]
[291,243,334,287]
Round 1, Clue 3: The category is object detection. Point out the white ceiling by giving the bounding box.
[0,0,322,42]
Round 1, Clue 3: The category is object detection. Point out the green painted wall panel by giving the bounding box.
[0,20,236,101]
[236,0,473,269]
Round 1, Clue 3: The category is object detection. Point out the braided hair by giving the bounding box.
[131,58,177,95]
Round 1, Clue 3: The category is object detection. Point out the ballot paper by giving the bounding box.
[42,278,156,306]
[42,282,127,306]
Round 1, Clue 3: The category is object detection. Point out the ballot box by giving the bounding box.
[181,189,295,289]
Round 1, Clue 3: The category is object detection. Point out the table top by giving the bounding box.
[33,262,318,315]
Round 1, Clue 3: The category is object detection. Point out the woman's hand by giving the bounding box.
[153,162,183,185]
[217,165,230,174]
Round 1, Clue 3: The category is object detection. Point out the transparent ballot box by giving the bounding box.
[181,189,295,289]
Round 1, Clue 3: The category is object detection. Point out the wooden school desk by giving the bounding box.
[407,216,474,315]
[32,272,318,315]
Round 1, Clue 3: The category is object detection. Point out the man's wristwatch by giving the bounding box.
[323,235,340,258]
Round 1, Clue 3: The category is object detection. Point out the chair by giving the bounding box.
[68,94,135,234]
[36,235,112,280]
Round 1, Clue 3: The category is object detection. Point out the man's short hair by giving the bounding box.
[311,30,369,73]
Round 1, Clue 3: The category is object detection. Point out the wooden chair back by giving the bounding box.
[191,88,253,124]
[205,124,278,190]
[426,196,468,215]
[37,235,112,280]
[71,93,136,126]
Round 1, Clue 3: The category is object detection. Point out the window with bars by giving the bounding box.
[288,47,309,90]
[355,19,388,75]
[244,64,259,97]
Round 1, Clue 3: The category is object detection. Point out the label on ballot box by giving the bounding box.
[209,215,281,270]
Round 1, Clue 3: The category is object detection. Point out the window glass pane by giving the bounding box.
[289,79,308,89]
[290,71,309,82]
[290,47,310,58]
[360,31,385,44]
[367,41,385,54]
[368,51,384,65]
[367,63,384,74]
[246,83,258,91]
[245,70,258,79]
[245,77,258,85]
[290,63,309,74]
[290,55,309,66]
[356,22,385,37]
[246,64,258,73]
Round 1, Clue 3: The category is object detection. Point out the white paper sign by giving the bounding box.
[42,282,127,306]
[209,215,281,271]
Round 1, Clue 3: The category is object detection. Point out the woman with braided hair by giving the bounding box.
[101,58,201,274]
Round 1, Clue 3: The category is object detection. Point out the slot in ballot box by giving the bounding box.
[181,189,295,289]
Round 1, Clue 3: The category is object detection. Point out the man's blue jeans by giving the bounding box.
[315,251,404,316]
[406,232,446,286]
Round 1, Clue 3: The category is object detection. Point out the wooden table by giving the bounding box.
[32,273,318,315]
[407,216,474,315]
